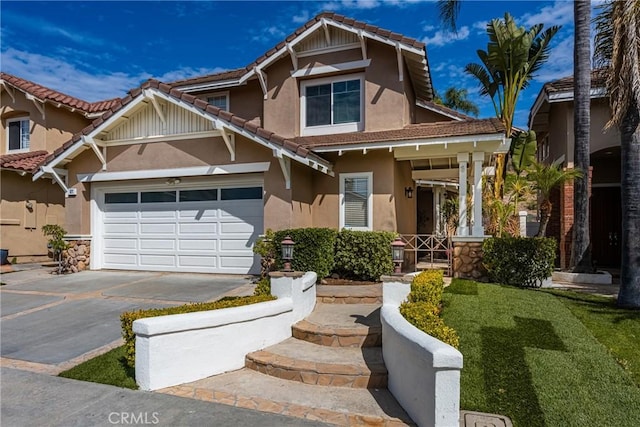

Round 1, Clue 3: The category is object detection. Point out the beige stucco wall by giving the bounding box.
[1,91,90,155]
[393,159,416,234]
[64,135,299,235]
[0,171,65,261]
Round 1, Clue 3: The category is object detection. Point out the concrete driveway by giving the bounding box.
[0,268,254,374]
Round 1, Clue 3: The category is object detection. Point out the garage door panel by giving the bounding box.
[140,209,177,219]
[179,223,217,234]
[220,239,252,251]
[178,208,218,219]
[220,256,257,268]
[104,238,137,250]
[140,255,176,267]
[104,223,138,234]
[179,256,216,268]
[220,222,255,234]
[140,223,176,234]
[178,239,216,251]
[104,254,138,265]
[139,239,176,250]
[104,210,138,219]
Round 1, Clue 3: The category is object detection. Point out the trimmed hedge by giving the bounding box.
[121,295,275,368]
[400,270,459,348]
[273,228,338,279]
[483,237,556,288]
[408,269,444,306]
[253,278,271,296]
[334,229,395,281]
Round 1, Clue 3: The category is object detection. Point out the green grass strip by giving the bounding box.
[60,346,136,389]
[443,279,640,427]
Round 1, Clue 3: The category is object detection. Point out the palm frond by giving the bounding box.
[437,0,461,32]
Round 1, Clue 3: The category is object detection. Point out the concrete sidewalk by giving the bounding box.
[0,368,328,427]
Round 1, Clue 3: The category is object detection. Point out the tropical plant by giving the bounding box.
[435,87,480,116]
[593,0,640,309]
[571,0,593,273]
[510,130,537,176]
[465,13,560,198]
[527,162,583,237]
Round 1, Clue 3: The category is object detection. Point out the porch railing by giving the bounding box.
[400,234,452,276]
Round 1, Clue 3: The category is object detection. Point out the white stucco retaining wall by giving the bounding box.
[381,277,463,427]
[133,272,316,391]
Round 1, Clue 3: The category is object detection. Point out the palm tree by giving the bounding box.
[465,14,559,198]
[594,0,640,309]
[527,162,583,237]
[571,0,593,273]
[435,87,480,116]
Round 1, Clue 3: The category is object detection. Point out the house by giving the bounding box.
[0,73,119,263]
[32,12,508,276]
[529,69,621,269]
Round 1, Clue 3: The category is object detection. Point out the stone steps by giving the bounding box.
[245,337,387,388]
[316,284,382,304]
[160,368,414,426]
[292,303,382,347]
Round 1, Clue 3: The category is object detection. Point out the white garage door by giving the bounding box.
[99,185,263,274]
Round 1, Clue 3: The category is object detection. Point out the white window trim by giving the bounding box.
[300,73,364,136]
[339,172,373,231]
[206,91,230,111]
[6,116,30,153]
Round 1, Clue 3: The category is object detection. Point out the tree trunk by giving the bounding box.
[571,0,593,273]
[617,104,640,309]
[537,199,552,237]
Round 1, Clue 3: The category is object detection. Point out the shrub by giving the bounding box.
[399,301,460,348]
[272,228,338,279]
[483,237,556,288]
[120,294,275,368]
[408,270,444,306]
[333,229,395,281]
[253,277,271,296]
[253,229,277,279]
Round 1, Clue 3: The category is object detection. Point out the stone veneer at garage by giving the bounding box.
[62,240,91,273]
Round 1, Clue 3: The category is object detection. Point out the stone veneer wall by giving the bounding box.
[62,240,91,273]
[452,239,489,282]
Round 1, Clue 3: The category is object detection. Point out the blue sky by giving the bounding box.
[1,0,592,128]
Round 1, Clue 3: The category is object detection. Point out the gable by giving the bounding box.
[100,99,213,143]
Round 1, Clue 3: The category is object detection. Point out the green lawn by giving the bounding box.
[59,345,137,389]
[442,279,640,427]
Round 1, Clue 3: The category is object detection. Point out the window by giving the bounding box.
[301,74,363,136]
[339,173,372,230]
[105,192,138,204]
[207,93,229,111]
[179,189,218,202]
[220,187,262,200]
[141,191,176,203]
[7,117,30,151]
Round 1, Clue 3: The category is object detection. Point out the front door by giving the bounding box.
[591,186,621,268]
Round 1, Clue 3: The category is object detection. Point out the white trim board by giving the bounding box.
[291,59,371,78]
[77,162,270,183]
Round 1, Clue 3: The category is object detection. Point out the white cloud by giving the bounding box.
[251,25,287,43]
[322,0,428,11]
[422,26,470,47]
[472,20,488,34]
[292,10,310,24]
[532,36,574,83]
[1,48,226,102]
[519,0,574,28]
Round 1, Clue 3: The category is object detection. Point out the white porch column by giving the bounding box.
[433,187,441,235]
[457,152,469,236]
[472,152,484,237]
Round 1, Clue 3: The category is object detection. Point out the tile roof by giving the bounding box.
[0,150,49,173]
[418,100,475,121]
[295,118,505,149]
[543,69,608,93]
[42,79,316,166]
[0,72,121,115]
[169,12,426,89]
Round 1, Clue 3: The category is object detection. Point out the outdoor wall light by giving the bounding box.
[404,186,413,199]
[166,177,181,185]
[391,236,406,275]
[281,236,295,272]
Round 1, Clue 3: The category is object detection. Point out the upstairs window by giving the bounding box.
[301,74,363,136]
[207,93,229,111]
[7,117,30,151]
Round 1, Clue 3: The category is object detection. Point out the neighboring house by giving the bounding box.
[0,72,119,262]
[529,69,621,269]
[33,12,508,275]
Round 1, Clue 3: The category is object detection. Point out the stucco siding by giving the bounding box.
[0,171,65,260]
